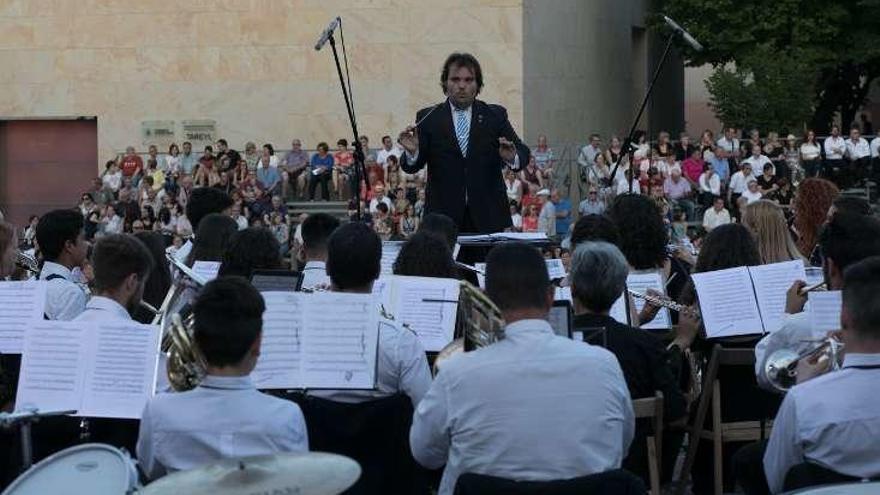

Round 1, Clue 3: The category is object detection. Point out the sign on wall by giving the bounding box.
[181,120,216,148]
[141,120,176,148]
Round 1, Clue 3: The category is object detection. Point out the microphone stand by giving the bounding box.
[1,409,77,471]
[326,33,369,221]
[607,31,678,193]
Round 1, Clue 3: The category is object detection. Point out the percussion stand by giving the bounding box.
[0,409,76,470]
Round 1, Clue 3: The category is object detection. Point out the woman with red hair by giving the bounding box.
[791,178,839,260]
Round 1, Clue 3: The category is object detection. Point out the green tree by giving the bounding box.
[657,0,880,133]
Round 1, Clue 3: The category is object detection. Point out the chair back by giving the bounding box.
[632,391,664,494]
[453,469,647,495]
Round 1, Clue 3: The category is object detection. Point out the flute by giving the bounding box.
[627,289,700,317]
[798,281,826,296]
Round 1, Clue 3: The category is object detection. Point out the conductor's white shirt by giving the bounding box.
[410,319,634,495]
[39,261,87,320]
[137,374,308,481]
[764,354,880,494]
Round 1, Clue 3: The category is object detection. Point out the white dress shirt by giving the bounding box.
[824,136,846,160]
[137,374,308,481]
[699,173,721,195]
[74,295,131,321]
[845,137,871,159]
[39,261,88,320]
[308,318,431,407]
[871,137,880,158]
[729,171,751,194]
[410,319,634,495]
[299,260,331,291]
[716,137,740,155]
[376,146,403,167]
[742,155,774,175]
[800,142,822,161]
[764,353,880,493]
[702,207,731,231]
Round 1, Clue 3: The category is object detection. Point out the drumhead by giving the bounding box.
[2,443,136,495]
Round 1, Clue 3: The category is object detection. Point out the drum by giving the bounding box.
[786,481,880,494]
[2,443,138,495]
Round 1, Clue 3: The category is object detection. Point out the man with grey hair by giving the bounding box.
[570,241,690,482]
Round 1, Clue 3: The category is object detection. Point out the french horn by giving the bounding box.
[432,280,505,374]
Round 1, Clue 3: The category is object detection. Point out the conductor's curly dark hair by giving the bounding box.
[607,193,667,270]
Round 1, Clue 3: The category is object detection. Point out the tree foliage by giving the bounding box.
[656,0,880,132]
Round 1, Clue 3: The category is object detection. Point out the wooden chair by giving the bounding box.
[632,391,664,495]
[676,344,774,495]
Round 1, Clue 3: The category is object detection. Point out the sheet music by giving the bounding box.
[457,232,548,243]
[252,292,303,389]
[384,276,460,352]
[692,267,764,338]
[546,259,567,280]
[16,321,160,419]
[191,261,221,282]
[748,260,807,333]
[554,287,572,302]
[301,292,379,389]
[808,291,842,333]
[80,322,161,419]
[15,321,87,414]
[380,241,404,276]
[626,271,671,330]
[0,281,47,353]
[609,292,629,325]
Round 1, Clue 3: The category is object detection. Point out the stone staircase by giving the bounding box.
[285,200,350,221]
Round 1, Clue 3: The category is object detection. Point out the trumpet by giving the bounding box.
[627,289,700,318]
[764,336,843,392]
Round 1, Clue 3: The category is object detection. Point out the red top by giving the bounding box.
[682,157,705,183]
[119,155,143,177]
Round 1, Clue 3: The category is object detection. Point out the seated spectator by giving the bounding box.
[368,184,392,214]
[398,205,419,238]
[578,189,605,216]
[756,162,778,197]
[118,146,143,185]
[742,179,763,204]
[102,160,123,194]
[742,144,774,176]
[682,148,705,184]
[410,242,634,495]
[136,277,308,480]
[532,134,554,178]
[504,169,523,204]
[393,231,455,278]
[522,204,539,232]
[702,196,731,232]
[372,203,393,241]
[663,168,695,221]
[509,203,522,232]
[698,165,722,208]
[332,138,353,198]
[519,155,544,189]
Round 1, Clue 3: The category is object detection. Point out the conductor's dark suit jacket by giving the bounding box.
[400,100,530,233]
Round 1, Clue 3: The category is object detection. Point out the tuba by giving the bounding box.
[764,336,843,392]
[433,280,505,374]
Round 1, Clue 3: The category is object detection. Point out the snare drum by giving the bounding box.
[2,443,138,495]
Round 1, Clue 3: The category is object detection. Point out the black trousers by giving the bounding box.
[733,440,770,495]
[309,171,330,200]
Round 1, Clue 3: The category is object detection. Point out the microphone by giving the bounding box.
[663,15,703,52]
[314,17,340,51]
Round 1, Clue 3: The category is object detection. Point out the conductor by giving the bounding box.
[398,52,530,234]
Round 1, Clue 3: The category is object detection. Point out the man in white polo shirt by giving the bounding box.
[845,125,871,187]
[823,125,847,183]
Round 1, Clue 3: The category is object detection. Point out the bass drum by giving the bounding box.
[2,443,138,495]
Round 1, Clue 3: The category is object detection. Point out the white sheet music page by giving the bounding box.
[748,260,807,334]
[546,259,567,280]
[554,287,572,302]
[808,291,842,334]
[301,292,379,389]
[252,292,303,389]
[0,281,48,353]
[609,292,629,325]
[387,276,460,352]
[692,267,764,338]
[191,261,221,283]
[80,322,161,419]
[626,271,671,330]
[380,241,404,276]
[15,321,89,415]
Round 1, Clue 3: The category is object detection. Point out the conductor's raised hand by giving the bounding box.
[498,137,516,162]
[398,126,419,155]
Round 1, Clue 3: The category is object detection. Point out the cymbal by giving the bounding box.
[138,452,360,495]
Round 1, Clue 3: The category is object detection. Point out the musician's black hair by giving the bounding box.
[35,209,84,261]
[194,276,265,367]
[418,213,458,250]
[570,214,620,249]
[393,232,455,278]
[843,256,880,338]
[485,242,550,312]
[607,194,667,270]
[132,231,172,324]
[831,196,872,217]
[680,223,761,305]
[218,228,282,278]
[186,187,233,231]
[818,212,880,274]
[326,222,381,290]
[440,52,484,95]
[91,234,154,293]
[301,213,340,256]
[187,213,238,266]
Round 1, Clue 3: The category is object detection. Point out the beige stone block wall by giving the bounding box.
[0,0,524,167]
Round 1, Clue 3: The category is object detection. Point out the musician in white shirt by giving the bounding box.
[410,242,633,495]
[298,213,339,291]
[137,277,308,480]
[763,257,880,493]
[309,222,431,406]
[74,234,153,322]
[36,209,89,320]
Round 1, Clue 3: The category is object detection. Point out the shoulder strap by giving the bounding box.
[44,274,65,281]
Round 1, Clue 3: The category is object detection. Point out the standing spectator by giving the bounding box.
[845,125,871,187]
[681,147,705,184]
[504,168,523,205]
[179,142,197,177]
[698,165,722,207]
[308,142,333,201]
[536,189,556,237]
[164,144,181,175]
[551,189,571,237]
[663,168,695,221]
[742,144,774,176]
[102,160,122,194]
[332,138,354,199]
[509,203,522,232]
[783,134,802,184]
[532,134,554,178]
[702,196,731,232]
[716,127,741,177]
[578,189,605,216]
[375,135,402,167]
[283,139,310,199]
[823,125,847,181]
[674,132,696,162]
[800,130,822,178]
[118,146,143,186]
[577,133,603,176]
